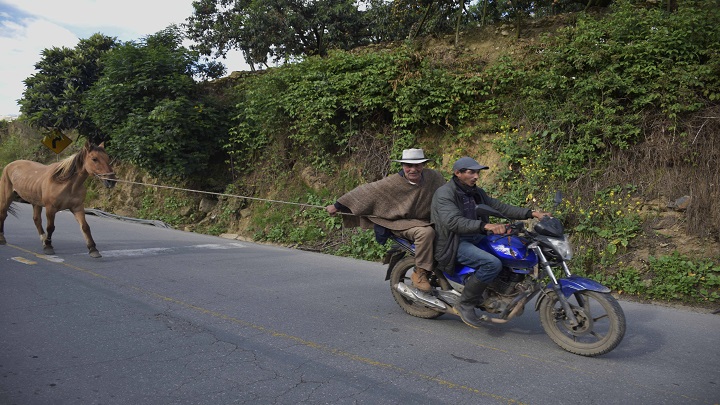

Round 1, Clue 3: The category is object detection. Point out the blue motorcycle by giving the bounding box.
[385,200,626,357]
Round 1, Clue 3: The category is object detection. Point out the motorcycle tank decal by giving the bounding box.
[478,235,538,269]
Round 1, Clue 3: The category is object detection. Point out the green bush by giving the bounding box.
[597,252,720,303]
[0,131,56,167]
[334,228,389,262]
[225,46,497,171]
[645,253,720,302]
[492,0,720,185]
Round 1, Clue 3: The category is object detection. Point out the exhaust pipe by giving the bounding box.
[395,283,448,311]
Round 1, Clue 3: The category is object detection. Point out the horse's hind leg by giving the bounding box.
[71,209,101,258]
[34,205,54,254]
[0,204,6,245]
[0,208,6,245]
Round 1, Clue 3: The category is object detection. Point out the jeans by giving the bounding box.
[456,234,502,284]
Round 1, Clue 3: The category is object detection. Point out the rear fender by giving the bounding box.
[535,275,611,310]
[384,237,415,281]
[384,249,407,281]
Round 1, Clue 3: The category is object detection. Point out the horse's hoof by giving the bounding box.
[43,247,55,255]
[89,250,102,258]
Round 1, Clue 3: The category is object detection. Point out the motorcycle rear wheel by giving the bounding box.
[389,256,443,319]
[538,290,626,357]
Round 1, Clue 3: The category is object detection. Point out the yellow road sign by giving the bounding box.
[42,130,72,154]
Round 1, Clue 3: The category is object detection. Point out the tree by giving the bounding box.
[85,27,230,180]
[360,0,407,42]
[18,34,118,144]
[185,0,369,69]
[384,0,469,40]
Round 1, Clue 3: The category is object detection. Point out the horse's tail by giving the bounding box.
[1,165,19,217]
[6,202,18,218]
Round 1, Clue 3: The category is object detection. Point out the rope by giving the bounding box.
[85,208,172,228]
[100,176,334,211]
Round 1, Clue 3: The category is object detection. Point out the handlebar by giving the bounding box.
[487,222,525,236]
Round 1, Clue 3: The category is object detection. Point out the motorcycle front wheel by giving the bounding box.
[389,256,443,319]
[538,290,626,357]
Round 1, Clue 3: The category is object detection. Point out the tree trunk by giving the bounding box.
[454,0,466,46]
[481,0,488,26]
[410,1,434,40]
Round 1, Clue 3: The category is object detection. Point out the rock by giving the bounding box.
[299,166,328,191]
[199,197,217,213]
[668,195,691,211]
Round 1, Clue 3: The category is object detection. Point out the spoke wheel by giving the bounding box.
[539,290,626,356]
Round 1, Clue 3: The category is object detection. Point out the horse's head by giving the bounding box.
[84,142,117,188]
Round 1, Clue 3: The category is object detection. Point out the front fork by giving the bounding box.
[532,245,580,327]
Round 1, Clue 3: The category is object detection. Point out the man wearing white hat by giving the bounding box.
[326,148,446,292]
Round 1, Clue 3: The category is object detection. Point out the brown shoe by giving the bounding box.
[411,268,432,292]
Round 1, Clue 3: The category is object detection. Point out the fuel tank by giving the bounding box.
[477,234,538,269]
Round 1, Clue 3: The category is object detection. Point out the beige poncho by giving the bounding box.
[337,169,446,231]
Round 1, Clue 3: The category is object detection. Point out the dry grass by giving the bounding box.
[584,106,720,240]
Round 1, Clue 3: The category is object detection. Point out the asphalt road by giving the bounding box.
[1,202,718,405]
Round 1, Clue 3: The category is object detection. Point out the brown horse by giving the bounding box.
[0,142,117,258]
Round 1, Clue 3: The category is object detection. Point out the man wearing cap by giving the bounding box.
[326,148,446,292]
[431,156,549,328]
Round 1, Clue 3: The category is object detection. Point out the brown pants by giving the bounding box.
[392,226,435,271]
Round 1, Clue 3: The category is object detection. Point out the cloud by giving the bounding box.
[0,0,249,118]
[3,0,194,40]
[0,8,80,117]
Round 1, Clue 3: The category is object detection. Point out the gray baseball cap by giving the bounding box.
[452,157,489,172]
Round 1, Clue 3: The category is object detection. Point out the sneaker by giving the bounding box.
[411,269,432,292]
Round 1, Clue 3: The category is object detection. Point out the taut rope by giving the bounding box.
[101,176,328,210]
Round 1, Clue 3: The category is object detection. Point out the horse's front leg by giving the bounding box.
[40,205,55,255]
[71,208,101,258]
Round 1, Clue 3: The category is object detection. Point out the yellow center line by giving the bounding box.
[3,243,525,405]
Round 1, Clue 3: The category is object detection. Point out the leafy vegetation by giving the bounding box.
[184,0,623,69]
[594,253,720,303]
[19,34,118,144]
[84,27,231,182]
[224,46,495,173]
[0,121,61,167]
[186,0,370,69]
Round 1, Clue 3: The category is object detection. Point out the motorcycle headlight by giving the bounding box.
[547,236,573,260]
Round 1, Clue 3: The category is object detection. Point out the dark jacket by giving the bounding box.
[431,178,533,274]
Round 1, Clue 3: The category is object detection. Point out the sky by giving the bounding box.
[0,0,249,118]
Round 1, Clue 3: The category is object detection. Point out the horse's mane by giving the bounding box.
[51,147,89,183]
